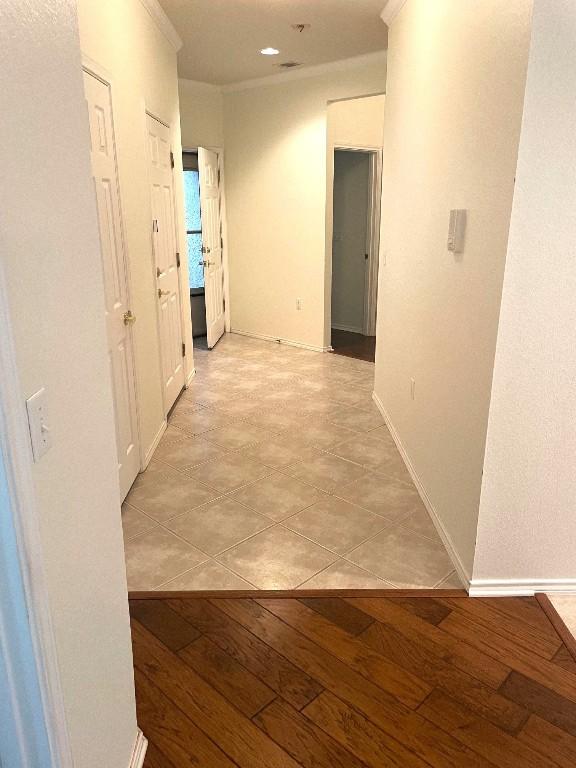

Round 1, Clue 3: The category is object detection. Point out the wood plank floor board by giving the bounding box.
[129,594,576,768]
[255,598,431,708]
[253,698,369,768]
[167,597,323,709]
[132,619,301,768]
[418,689,561,768]
[178,634,277,718]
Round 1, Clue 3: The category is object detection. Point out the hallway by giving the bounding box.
[123,334,457,592]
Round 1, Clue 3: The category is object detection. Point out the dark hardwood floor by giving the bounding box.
[129,594,576,768]
[331,329,376,362]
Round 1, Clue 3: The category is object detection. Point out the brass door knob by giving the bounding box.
[123,310,136,325]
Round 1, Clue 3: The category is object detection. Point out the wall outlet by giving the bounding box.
[26,387,52,462]
[296,298,303,310]
[410,378,416,400]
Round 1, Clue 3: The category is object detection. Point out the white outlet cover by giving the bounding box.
[26,388,52,462]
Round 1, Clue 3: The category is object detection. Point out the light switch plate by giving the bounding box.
[26,388,51,462]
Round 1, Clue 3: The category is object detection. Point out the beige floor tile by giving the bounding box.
[126,473,221,522]
[203,422,274,450]
[244,410,300,432]
[217,525,338,589]
[368,425,395,442]
[230,473,325,521]
[125,528,208,590]
[160,425,190,444]
[399,506,439,540]
[158,559,255,590]
[152,435,224,471]
[329,433,399,470]
[289,419,359,450]
[333,473,426,521]
[169,409,234,436]
[328,406,384,433]
[284,497,389,555]
[435,571,464,589]
[295,399,342,419]
[372,449,414,485]
[298,560,395,590]
[284,451,366,492]
[241,437,311,469]
[347,526,454,588]
[165,498,272,556]
[549,595,576,639]
[121,502,158,541]
[188,453,273,492]
[210,399,265,417]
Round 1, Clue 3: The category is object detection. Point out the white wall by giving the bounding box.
[331,151,370,333]
[374,0,533,578]
[78,0,192,460]
[223,55,386,350]
[473,0,576,590]
[0,1,137,765]
[179,79,224,149]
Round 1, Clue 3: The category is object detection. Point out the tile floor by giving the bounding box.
[122,333,460,591]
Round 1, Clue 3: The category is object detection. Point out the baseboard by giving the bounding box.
[142,419,167,470]
[128,728,148,768]
[468,579,576,597]
[331,323,364,334]
[231,328,331,353]
[186,368,196,387]
[372,391,472,591]
[129,588,468,599]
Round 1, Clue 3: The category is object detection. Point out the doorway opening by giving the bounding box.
[183,148,226,351]
[330,147,382,363]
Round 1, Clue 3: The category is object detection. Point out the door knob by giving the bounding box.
[123,310,136,325]
[198,260,213,268]
[157,289,170,299]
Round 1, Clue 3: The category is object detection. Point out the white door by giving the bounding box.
[146,114,185,411]
[198,147,225,348]
[83,70,140,500]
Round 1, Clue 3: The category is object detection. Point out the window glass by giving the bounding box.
[187,233,204,289]
[183,170,202,231]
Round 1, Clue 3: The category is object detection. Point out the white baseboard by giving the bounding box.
[469,579,576,597]
[372,391,472,590]
[128,728,148,768]
[231,328,331,353]
[331,322,364,334]
[186,368,196,387]
[142,419,167,470]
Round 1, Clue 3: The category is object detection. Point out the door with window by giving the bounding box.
[198,148,225,348]
[146,113,185,412]
[183,153,207,338]
[84,69,140,499]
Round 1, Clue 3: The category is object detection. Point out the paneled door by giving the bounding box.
[83,69,140,500]
[146,113,185,411]
[198,147,225,349]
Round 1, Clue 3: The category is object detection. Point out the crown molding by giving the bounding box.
[178,78,222,93]
[380,0,408,26]
[139,0,182,52]
[221,50,387,93]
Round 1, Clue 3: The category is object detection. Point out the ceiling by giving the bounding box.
[158,0,388,85]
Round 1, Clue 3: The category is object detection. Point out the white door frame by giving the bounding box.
[82,55,143,485]
[145,108,189,411]
[328,144,383,339]
[0,263,73,768]
[182,145,231,335]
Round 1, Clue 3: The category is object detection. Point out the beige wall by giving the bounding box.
[78,0,192,460]
[374,0,533,578]
[179,78,224,149]
[474,0,576,589]
[326,95,386,339]
[0,0,137,765]
[223,56,386,350]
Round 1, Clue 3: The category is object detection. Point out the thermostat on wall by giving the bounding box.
[447,209,466,253]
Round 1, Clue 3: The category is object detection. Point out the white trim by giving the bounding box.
[380,0,408,26]
[138,0,182,51]
[178,78,221,93]
[128,728,148,768]
[143,420,167,469]
[372,391,472,590]
[469,579,576,597]
[186,368,196,387]
[231,329,331,353]
[331,322,364,334]
[222,51,387,93]
[0,264,73,766]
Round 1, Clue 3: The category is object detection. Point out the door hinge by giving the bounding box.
[176,252,180,268]
[220,236,224,250]
[152,219,158,233]
[217,167,221,184]
[170,151,175,169]
[182,342,186,357]
[365,253,369,260]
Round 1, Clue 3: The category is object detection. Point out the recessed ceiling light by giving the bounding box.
[260,47,280,56]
